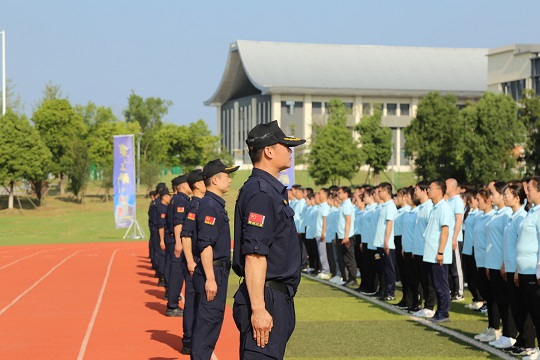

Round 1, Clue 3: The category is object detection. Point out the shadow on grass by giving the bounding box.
[0,195,41,211]
[145,301,167,315]
[146,289,166,300]
[146,329,183,353]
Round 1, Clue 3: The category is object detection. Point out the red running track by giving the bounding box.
[0,242,239,360]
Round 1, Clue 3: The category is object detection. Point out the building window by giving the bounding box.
[399,104,410,116]
[362,103,371,115]
[533,58,540,96]
[387,103,397,116]
[502,79,527,101]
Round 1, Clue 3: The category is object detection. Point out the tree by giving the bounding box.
[404,92,465,181]
[123,92,172,162]
[0,110,52,208]
[355,106,392,184]
[307,99,362,185]
[0,79,23,114]
[65,138,91,202]
[518,90,540,175]
[32,97,87,195]
[462,92,526,183]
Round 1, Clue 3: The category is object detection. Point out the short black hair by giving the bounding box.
[431,179,447,195]
[338,186,352,198]
[248,148,265,164]
[378,182,392,195]
[416,180,430,192]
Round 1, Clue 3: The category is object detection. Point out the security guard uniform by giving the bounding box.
[155,189,169,285]
[165,175,190,314]
[231,121,305,360]
[191,159,238,360]
[148,193,157,270]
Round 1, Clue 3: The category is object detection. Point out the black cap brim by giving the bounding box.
[223,165,240,173]
[278,137,306,147]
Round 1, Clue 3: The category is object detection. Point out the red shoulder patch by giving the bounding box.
[187,212,196,221]
[177,206,185,213]
[160,213,166,219]
[204,216,216,225]
[248,212,265,227]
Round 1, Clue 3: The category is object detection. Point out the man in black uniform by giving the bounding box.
[179,169,206,355]
[156,186,171,287]
[191,159,239,360]
[233,120,305,360]
[148,190,157,264]
[152,183,167,283]
[165,175,191,316]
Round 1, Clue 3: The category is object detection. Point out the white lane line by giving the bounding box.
[0,250,50,270]
[0,251,80,316]
[77,249,118,360]
[302,274,515,360]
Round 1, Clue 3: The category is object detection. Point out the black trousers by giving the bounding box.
[166,241,185,310]
[233,282,295,360]
[354,234,362,276]
[358,241,371,291]
[519,274,540,345]
[463,252,483,302]
[181,256,198,346]
[489,269,516,338]
[191,264,229,360]
[402,252,415,307]
[394,236,404,284]
[378,247,396,296]
[152,229,166,277]
[299,233,308,268]
[429,263,450,317]
[412,255,436,310]
[338,237,357,282]
[508,272,535,348]
[304,237,321,271]
[325,242,336,277]
[477,267,500,329]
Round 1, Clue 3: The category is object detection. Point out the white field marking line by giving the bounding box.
[0,249,53,270]
[77,249,118,360]
[0,250,81,316]
[301,274,515,360]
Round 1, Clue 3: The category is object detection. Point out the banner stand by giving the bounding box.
[123,219,146,240]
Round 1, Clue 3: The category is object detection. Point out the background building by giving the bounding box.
[487,44,540,101]
[205,40,487,169]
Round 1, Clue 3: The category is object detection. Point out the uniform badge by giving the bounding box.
[187,212,196,221]
[204,216,216,225]
[283,199,288,205]
[160,213,166,219]
[248,212,265,227]
[177,206,185,213]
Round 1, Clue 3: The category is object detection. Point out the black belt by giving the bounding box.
[265,280,289,295]
[213,260,231,269]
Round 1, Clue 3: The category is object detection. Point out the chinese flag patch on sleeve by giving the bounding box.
[187,212,196,221]
[248,212,265,227]
[177,206,185,213]
[160,213,166,219]
[204,216,216,225]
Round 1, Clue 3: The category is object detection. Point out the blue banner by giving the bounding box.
[113,135,136,228]
[277,148,295,189]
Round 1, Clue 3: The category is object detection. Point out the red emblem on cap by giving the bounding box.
[248,212,265,227]
[187,213,196,220]
[204,216,216,225]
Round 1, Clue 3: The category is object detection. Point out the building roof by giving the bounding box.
[205,40,488,106]
[488,43,540,56]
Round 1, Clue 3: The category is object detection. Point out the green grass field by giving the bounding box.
[0,172,510,359]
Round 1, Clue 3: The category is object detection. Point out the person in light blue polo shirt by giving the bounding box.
[373,182,398,301]
[485,181,515,348]
[393,187,411,307]
[472,188,498,342]
[315,189,331,280]
[515,177,540,359]
[423,180,455,323]
[411,181,435,318]
[446,178,465,301]
[462,190,484,310]
[368,186,384,297]
[326,194,341,283]
[337,186,357,288]
[399,186,418,310]
[359,186,378,295]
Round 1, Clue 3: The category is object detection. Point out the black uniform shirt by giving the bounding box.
[181,196,202,257]
[233,168,301,293]
[168,192,190,234]
[195,191,230,262]
[148,199,156,229]
[156,199,168,230]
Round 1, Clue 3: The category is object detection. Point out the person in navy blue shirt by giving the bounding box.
[156,187,171,287]
[164,174,191,317]
[190,159,238,360]
[179,169,206,356]
[233,120,305,360]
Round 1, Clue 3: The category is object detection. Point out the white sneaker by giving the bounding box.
[412,308,435,318]
[329,276,342,284]
[319,272,332,280]
[524,348,540,360]
[494,336,515,349]
[488,335,506,347]
[474,327,490,340]
[469,301,484,310]
[337,280,346,286]
[480,328,501,343]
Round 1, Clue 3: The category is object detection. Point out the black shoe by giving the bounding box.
[180,343,191,355]
[393,301,409,309]
[163,290,168,300]
[406,305,422,313]
[157,277,165,287]
[344,280,358,288]
[370,290,384,298]
[165,307,184,317]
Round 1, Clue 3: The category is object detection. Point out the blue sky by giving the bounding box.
[2,0,539,133]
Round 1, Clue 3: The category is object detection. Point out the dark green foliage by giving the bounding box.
[518,90,540,175]
[355,106,392,178]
